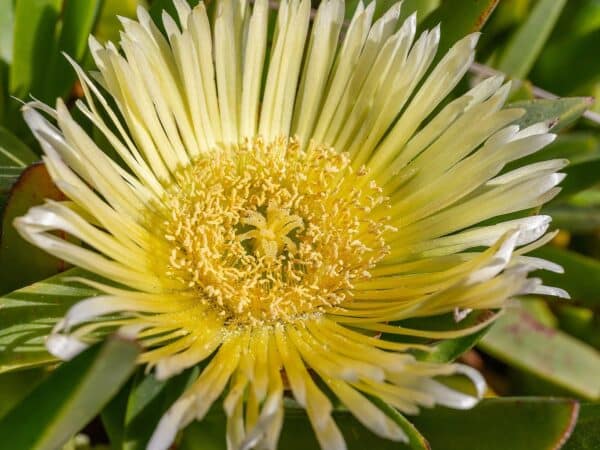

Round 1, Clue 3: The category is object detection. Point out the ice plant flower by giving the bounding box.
[15,0,568,448]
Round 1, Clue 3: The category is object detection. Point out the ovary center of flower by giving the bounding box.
[238,203,303,260]
[158,137,393,328]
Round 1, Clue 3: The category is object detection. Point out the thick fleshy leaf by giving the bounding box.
[101,368,200,450]
[0,268,97,373]
[0,0,13,64]
[533,246,600,307]
[503,131,600,204]
[393,309,497,365]
[496,0,567,79]
[554,304,600,351]
[0,166,21,206]
[533,29,600,94]
[568,189,600,208]
[42,0,104,101]
[96,0,146,43]
[0,335,139,450]
[509,97,593,131]
[0,62,5,126]
[0,368,48,419]
[564,403,600,450]
[398,0,440,22]
[508,133,599,171]
[415,325,492,364]
[479,303,600,399]
[370,396,430,450]
[150,0,199,27]
[545,204,600,233]
[182,398,578,450]
[10,0,104,103]
[0,163,68,295]
[484,0,532,36]
[419,0,499,61]
[117,369,199,450]
[344,0,439,22]
[0,127,40,207]
[0,126,37,167]
[9,0,62,98]
[101,377,133,449]
[181,415,228,450]
[556,159,600,201]
[181,405,422,450]
[411,397,578,450]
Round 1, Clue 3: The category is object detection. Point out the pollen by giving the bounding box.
[158,137,393,328]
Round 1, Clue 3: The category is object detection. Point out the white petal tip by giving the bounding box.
[46,334,88,360]
[148,397,195,450]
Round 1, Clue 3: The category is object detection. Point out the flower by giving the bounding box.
[15,0,568,448]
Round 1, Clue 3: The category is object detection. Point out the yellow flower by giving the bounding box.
[15,0,567,448]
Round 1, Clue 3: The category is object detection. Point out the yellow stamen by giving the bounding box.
[154,136,392,328]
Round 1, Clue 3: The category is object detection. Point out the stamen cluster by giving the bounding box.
[160,137,394,327]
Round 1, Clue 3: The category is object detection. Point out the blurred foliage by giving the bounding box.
[182,398,578,450]
[0,0,599,449]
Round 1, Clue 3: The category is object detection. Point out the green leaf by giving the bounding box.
[0,368,48,419]
[95,0,145,44]
[384,310,497,367]
[563,403,600,450]
[569,188,600,208]
[10,0,104,102]
[410,397,578,450]
[419,0,500,61]
[100,368,200,450]
[100,377,133,449]
[181,406,419,450]
[543,204,600,233]
[0,60,6,126]
[120,369,199,450]
[279,409,413,450]
[554,305,600,356]
[369,397,430,450]
[520,297,558,328]
[0,126,38,167]
[484,0,531,36]
[0,127,40,207]
[533,29,600,94]
[509,97,593,131]
[0,167,22,206]
[0,0,14,64]
[0,335,139,450]
[10,0,62,98]
[389,308,495,349]
[344,0,439,22]
[415,324,492,364]
[0,163,69,294]
[509,133,599,170]
[556,159,600,201]
[182,398,578,450]
[397,0,440,23]
[496,0,567,79]
[479,303,600,399]
[532,246,600,307]
[43,0,104,101]
[150,0,199,29]
[551,0,600,36]
[504,133,600,203]
[0,268,98,373]
[180,415,227,450]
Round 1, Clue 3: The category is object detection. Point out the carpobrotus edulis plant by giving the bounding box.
[15,0,568,448]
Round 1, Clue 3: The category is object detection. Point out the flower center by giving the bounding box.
[159,137,393,328]
[238,203,304,260]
